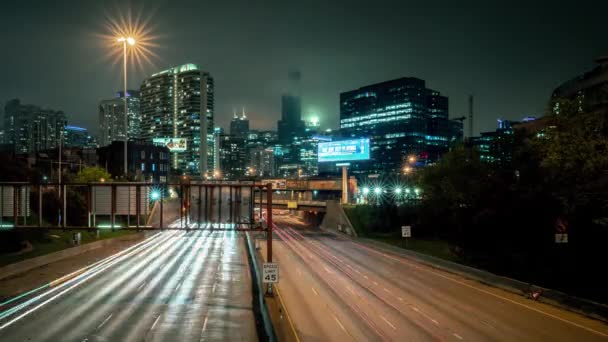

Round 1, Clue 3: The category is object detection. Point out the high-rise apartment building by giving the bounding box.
[140,63,214,176]
[3,99,66,154]
[248,146,275,177]
[98,90,141,147]
[218,134,246,179]
[339,77,461,175]
[552,57,608,115]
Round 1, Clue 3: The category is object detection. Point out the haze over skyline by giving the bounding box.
[1,0,606,136]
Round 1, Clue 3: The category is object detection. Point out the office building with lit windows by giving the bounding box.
[98,90,140,147]
[139,63,214,176]
[339,77,461,176]
[3,99,66,154]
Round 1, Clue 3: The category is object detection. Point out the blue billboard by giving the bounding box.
[318,138,370,163]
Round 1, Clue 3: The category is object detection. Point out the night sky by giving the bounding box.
[0,0,606,136]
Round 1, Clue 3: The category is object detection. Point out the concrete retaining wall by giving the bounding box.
[320,200,357,237]
[0,233,145,281]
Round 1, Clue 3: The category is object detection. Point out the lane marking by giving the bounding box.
[212,283,217,293]
[175,280,182,291]
[354,242,608,337]
[151,314,162,331]
[333,315,347,333]
[202,315,208,332]
[431,319,439,325]
[373,281,378,286]
[97,313,113,330]
[323,266,332,274]
[383,288,391,293]
[137,281,146,291]
[398,297,404,301]
[380,315,397,330]
[311,287,319,296]
[453,333,464,340]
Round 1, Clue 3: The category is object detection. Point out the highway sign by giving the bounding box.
[555,233,568,243]
[402,226,411,238]
[262,263,279,283]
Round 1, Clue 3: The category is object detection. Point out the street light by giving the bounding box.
[403,166,412,174]
[117,36,135,178]
[408,155,417,164]
[395,187,402,194]
[150,190,161,201]
[374,187,382,195]
[362,187,370,195]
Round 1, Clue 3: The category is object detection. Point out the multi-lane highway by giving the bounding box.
[266,214,608,341]
[0,221,257,341]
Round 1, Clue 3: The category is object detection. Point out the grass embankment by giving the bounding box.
[343,205,464,264]
[0,229,133,267]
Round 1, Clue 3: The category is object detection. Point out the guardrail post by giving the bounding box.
[198,185,202,229]
[159,184,164,230]
[111,184,116,230]
[62,184,67,228]
[135,185,140,229]
[38,185,43,227]
[13,185,18,227]
[266,183,273,296]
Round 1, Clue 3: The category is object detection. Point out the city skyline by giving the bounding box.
[1,0,607,137]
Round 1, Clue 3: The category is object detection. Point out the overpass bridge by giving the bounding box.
[254,199,327,211]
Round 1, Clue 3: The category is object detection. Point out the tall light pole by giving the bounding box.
[117,36,135,178]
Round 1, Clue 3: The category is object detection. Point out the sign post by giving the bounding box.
[262,262,279,296]
[402,225,411,248]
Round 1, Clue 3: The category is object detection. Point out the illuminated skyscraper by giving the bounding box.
[3,99,66,154]
[98,90,140,146]
[339,77,459,175]
[140,63,214,176]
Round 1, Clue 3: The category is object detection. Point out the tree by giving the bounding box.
[73,167,111,183]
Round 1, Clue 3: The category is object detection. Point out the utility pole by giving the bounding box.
[468,95,474,138]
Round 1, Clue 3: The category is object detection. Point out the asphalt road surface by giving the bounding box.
[0,220,257,341]
[267,214,608,342]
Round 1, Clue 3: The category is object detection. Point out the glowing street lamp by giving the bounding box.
[362,187,370,195]
[408,155,417,164]
[150,190,161,201]
[374,187,382,195]
[403,166,412,174]
[395,187,402,194]
[117,36,135,177]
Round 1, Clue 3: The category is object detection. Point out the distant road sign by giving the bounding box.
[555,233,568,243]
[287,201,298,209]
[402,226,411,238]
[262,263,279,283]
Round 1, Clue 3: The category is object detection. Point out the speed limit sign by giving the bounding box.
[262,263,279,283]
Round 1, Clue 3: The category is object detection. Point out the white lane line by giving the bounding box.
[212,283,217,293]
[453,333,464,340]
[346,286,356,295]
[380,315,397,330]
[356,242,608,338]
[397,297,404,301]
[311,287,319,296]
[175,280,182,291]
[150,314,162,331]
[202,315,209,331]
[333,315,347,333]
[412,306,420,312]
[137,281,146,291]
[373,281,378,286]
[323,266,332,273]
[97,313,113,330]
[431,319,439,325]
[363,275,368,279]
[383,288,391,293]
